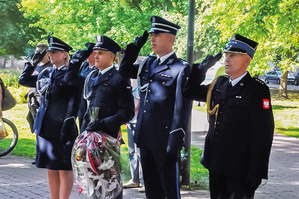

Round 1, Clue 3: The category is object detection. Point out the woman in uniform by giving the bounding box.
[19,37,81,199]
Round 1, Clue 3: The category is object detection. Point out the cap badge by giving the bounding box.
[50,37,53,43]
[97,35,102,43]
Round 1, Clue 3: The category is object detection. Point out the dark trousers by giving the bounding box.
[209,172,255,199]
[140,149,180,199]
[115,189,123,199]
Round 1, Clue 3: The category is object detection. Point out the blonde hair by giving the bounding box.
[64,52,70,66]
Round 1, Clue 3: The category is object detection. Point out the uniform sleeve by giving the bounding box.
[183,64,210,102]
[64,61,85,89]
[167,65,193,153]
[60,78,82,138]
[249,83,274,179]
[18,62,38,87]
[119,43,140,79]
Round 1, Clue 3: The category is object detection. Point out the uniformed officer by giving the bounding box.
[119,16,192,199]
[19,37,83,199]
[64,36,134,199]
[21,43,53,133]
[184,34,274,199]
[73,36,135,140]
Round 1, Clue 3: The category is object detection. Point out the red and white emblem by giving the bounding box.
[263,99,270,109]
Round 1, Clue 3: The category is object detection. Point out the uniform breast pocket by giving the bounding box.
[227,97,250,120]
[99,83,112,93]
[228,96,248,107]
[56,81,69,92]
[158,75,174,87]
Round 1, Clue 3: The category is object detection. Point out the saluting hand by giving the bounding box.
[133,30,149,49]
[195,51,222,71]
[71,44,94,63]
[30,49,47,66]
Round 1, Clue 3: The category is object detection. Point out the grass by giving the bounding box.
[270,88,299,138]
[1,104,36,158]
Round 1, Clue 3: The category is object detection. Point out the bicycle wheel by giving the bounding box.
[0,118,18,157]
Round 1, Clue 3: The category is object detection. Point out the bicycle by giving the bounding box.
[0,117,19,157]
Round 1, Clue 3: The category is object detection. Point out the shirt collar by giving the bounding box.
[100,65,113,75]
[230,71,248,87]
[54,65,65,70]
[157,51,174,65]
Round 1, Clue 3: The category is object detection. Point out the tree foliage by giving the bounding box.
[0,0,45,58]
[199,0,299,74]
[8,0,299,81]
[21,0,195,57]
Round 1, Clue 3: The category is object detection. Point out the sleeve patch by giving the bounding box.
[263,99,270,109]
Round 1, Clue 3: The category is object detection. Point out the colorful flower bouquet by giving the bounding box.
[71,129,122,199]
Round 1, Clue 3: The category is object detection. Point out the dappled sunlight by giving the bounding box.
[0,163,30,168]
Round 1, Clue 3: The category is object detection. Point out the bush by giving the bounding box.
[1,69,28,104]
[0,69,21,87]
[8,86,28,104]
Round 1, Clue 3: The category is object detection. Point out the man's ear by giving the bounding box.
[245,54,252,65]
[169,34,175,44]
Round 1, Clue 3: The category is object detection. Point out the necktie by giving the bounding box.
[228,81,233,88]
[51,68,57,79]
[155,58,160,68]
[94,71,101,83]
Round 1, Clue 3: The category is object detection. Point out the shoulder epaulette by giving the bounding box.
[254,78,265,85]
[178,58,189,66]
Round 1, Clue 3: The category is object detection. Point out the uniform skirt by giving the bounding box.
[36,135,74,170]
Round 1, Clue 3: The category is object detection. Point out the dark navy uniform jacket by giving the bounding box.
[65,65,135,139]
[27,61,53,104]
[184,73,274,179]
[120,53,192,152]
[77,61,97,128]
[19,62,81,140]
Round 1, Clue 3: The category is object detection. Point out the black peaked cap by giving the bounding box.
[47,37,72,52]
[149,15,181,36]
[224,34,258,58]
[94,35,121,55]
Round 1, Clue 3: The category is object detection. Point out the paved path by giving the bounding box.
[0,109,299,198]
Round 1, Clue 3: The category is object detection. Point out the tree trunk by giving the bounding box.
[279,71,288,98]
[2,57,6,68]
[10,55,14,69]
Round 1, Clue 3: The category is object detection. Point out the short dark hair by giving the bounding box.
[36,43,48,51]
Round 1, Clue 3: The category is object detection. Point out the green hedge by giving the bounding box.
[0,69,21,87]
[1,69,28,104]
